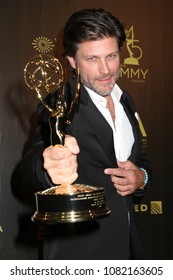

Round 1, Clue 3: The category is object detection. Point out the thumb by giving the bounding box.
[117,160,134,169]
[65,135,80,155]
[117,160,129,169]
[117,160,124,167]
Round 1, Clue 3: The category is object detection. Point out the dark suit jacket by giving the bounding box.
[22,77,152,260]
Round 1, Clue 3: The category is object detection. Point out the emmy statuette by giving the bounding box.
[24,53,111,223]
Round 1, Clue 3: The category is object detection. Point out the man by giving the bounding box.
[22,8,151,259]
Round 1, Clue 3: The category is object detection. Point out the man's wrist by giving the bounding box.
[139,168,148,189]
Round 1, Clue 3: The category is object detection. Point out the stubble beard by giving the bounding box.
[80,70,120,97]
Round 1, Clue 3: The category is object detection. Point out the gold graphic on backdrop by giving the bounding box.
[135,112,147,149]
[136,113,147,137]
[151,201,163,214]
[120,25,149,82]
[124,26,142,66]
[32,37,54,53]
[134,201,163,215]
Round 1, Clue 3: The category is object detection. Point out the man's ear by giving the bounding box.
[67,56,76,69]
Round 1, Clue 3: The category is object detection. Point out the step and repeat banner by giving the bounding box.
[0,0,173,260]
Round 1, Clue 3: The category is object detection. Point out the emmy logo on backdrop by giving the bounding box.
[24,37,111,224]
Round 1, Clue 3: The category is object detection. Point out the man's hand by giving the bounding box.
[104,160,145,196]
[43,135,80,185]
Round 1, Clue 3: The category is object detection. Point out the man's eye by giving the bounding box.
[107,54,116,60]
[107,52,119,60]
[87,57,97,61]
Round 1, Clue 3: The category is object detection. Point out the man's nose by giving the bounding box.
[98,59,110,75]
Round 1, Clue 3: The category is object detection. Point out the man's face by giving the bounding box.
[67,37,120,96]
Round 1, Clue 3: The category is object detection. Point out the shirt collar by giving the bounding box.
[84,83,123,106]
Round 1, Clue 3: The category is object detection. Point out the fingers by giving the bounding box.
[117,160,136,170]
[104,161,139,196]
[48,167,78,185]
[109,172,136,196]
[116,189,131,196]
[42,136,79,185]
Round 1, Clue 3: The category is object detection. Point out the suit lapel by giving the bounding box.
[79,86,117,167]
[120,92,140,159]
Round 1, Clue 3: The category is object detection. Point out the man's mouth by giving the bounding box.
[97,76,112,82]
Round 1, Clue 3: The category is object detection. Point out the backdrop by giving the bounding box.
[0,0,173,260]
